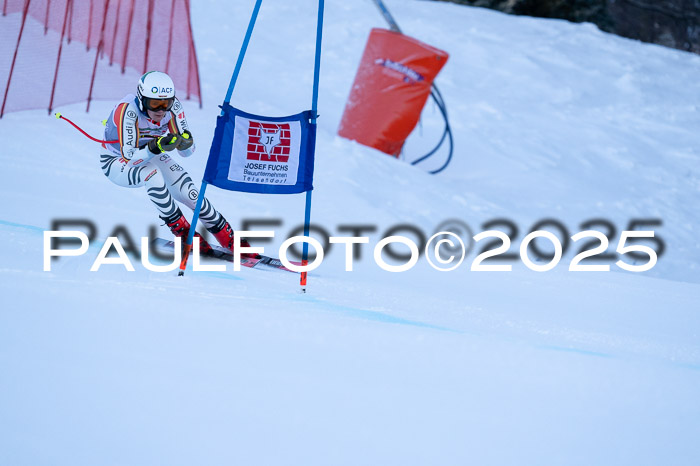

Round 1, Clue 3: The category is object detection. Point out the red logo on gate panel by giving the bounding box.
[246,122,291,162]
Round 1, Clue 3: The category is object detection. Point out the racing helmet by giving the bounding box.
[137,71,175,113]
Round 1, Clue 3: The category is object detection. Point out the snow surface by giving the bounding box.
[1,0,700,465]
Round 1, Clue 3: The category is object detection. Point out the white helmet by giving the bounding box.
[137,71,175,113]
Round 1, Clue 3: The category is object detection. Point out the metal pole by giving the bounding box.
[371,0,401,33]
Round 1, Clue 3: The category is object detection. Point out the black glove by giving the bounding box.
[148,133,182,154]
[177,130,194,151]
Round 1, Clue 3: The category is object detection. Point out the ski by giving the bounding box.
[153,238,299,273]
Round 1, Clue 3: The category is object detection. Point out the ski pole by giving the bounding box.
[55,112,118,144]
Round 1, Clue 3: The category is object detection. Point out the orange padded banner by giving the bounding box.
[338,28,448,157]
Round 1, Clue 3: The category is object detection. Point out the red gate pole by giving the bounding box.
[121,0,135,73]
[86,42,102,113]
[86,0,94,50]
[86,0,111,112]
[142,0,154,72]
[48,0,73,114]
[66,0,74,43]
[183,0,202,106]
[108,0,121,65]
[43,0,50,33]
[164,0,175,74]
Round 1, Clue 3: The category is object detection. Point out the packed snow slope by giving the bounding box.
[1,1,700,465]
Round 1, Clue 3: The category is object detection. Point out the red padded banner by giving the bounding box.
[338,28,448,157]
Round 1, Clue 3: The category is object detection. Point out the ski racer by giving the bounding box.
[100,70,249,255]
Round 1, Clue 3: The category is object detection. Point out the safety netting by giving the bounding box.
[0,0,201,117]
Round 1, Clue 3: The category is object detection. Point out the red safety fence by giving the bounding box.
[338,28,448,157]
[0,0,201,117]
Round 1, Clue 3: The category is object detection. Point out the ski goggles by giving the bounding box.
[144,97,174,111]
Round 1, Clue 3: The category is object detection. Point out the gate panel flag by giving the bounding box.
[204,104,317,194]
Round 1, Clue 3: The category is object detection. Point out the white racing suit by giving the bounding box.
[100,94,229,241]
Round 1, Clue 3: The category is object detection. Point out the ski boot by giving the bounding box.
[162,211,213,256]
[207,218,260,259]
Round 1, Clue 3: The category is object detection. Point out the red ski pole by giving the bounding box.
[55,112,118,144]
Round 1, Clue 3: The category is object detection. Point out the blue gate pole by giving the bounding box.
[179,0,263,276]
[224,0,263,105]
[178,180,208,276]
[311,0,324,120]
[300,0,324,291]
